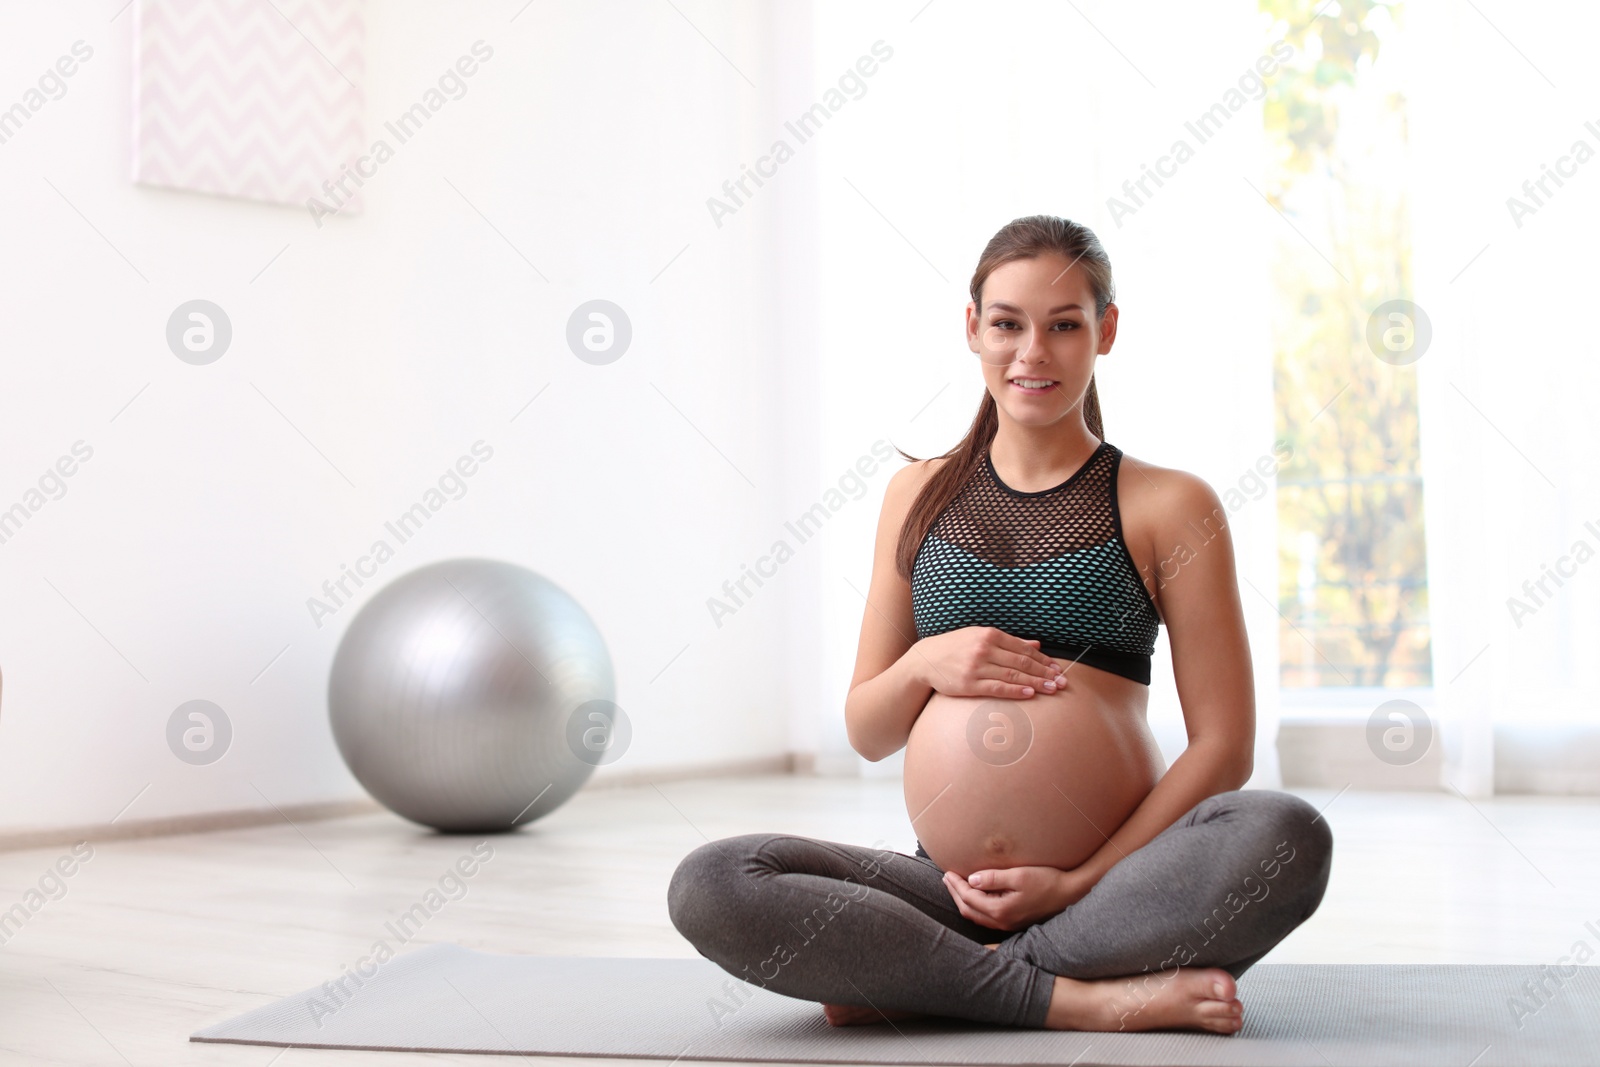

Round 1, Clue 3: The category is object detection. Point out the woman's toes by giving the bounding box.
[1198,996,1241,1013]
[1200,998,1244,1032]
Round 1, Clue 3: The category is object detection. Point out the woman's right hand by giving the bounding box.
[909,627,1067,699]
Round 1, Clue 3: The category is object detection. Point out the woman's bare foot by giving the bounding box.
[1045,966,1244,1034]
[820,1002,928,1027]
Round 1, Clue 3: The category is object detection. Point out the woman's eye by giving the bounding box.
[990,320,1077,330]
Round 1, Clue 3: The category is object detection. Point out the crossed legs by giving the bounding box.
[667,788,1333,1030]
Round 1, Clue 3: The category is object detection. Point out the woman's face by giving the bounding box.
[965,254,1118,432]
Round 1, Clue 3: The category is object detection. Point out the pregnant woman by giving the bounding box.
[668,215,1332,1034]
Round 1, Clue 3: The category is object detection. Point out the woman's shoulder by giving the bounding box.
[885,452,957,497]
[1113,448,1228,534]
[878,453,960,530]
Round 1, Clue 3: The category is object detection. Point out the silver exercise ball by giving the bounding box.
[328,558,616,833]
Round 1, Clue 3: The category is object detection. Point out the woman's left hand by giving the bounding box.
[942,864,1095,931]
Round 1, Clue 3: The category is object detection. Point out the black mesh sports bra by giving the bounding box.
[910,440,1162,685]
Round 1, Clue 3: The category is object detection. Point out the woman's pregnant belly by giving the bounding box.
[904,681,1167,878]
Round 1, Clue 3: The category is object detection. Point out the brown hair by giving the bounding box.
[893,215,1116,581]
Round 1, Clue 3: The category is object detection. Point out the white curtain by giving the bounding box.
[1410,0,1600,795]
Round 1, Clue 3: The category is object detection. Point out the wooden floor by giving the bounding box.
[0,775,1595,1065]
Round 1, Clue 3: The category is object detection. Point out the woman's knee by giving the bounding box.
[1222,789,1333,911]
[666,833,776,946]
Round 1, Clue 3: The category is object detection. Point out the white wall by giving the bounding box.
[0,0,819,833]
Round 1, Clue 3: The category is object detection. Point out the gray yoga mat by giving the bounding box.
[192,943,1600,1066]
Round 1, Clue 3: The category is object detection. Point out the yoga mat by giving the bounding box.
[192,943,1600,1066]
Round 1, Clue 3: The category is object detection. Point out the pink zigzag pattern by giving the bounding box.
[140,20,365,88]
[133,0,366,213]
[138,1,364,82]
[148,1,362,54]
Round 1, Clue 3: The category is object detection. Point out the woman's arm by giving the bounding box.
[844,462,938,762]
[1063,469,1256,891]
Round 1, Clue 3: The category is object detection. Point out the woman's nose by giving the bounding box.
[1012,328,1045,361]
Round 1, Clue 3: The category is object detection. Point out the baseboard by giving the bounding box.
[1493,724,1600,794]
[1277,719,1444,791]
[0,753,812,854]
[1278,719,1600,795]
[0,796,386,854]
[585,752,804,788]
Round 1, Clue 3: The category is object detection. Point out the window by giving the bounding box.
[1261,0,1432,694]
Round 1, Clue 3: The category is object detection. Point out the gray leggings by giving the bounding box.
[667,788,1332,1028]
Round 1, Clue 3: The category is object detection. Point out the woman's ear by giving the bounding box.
[1096,302,1120,354]
[966,300,981,354]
